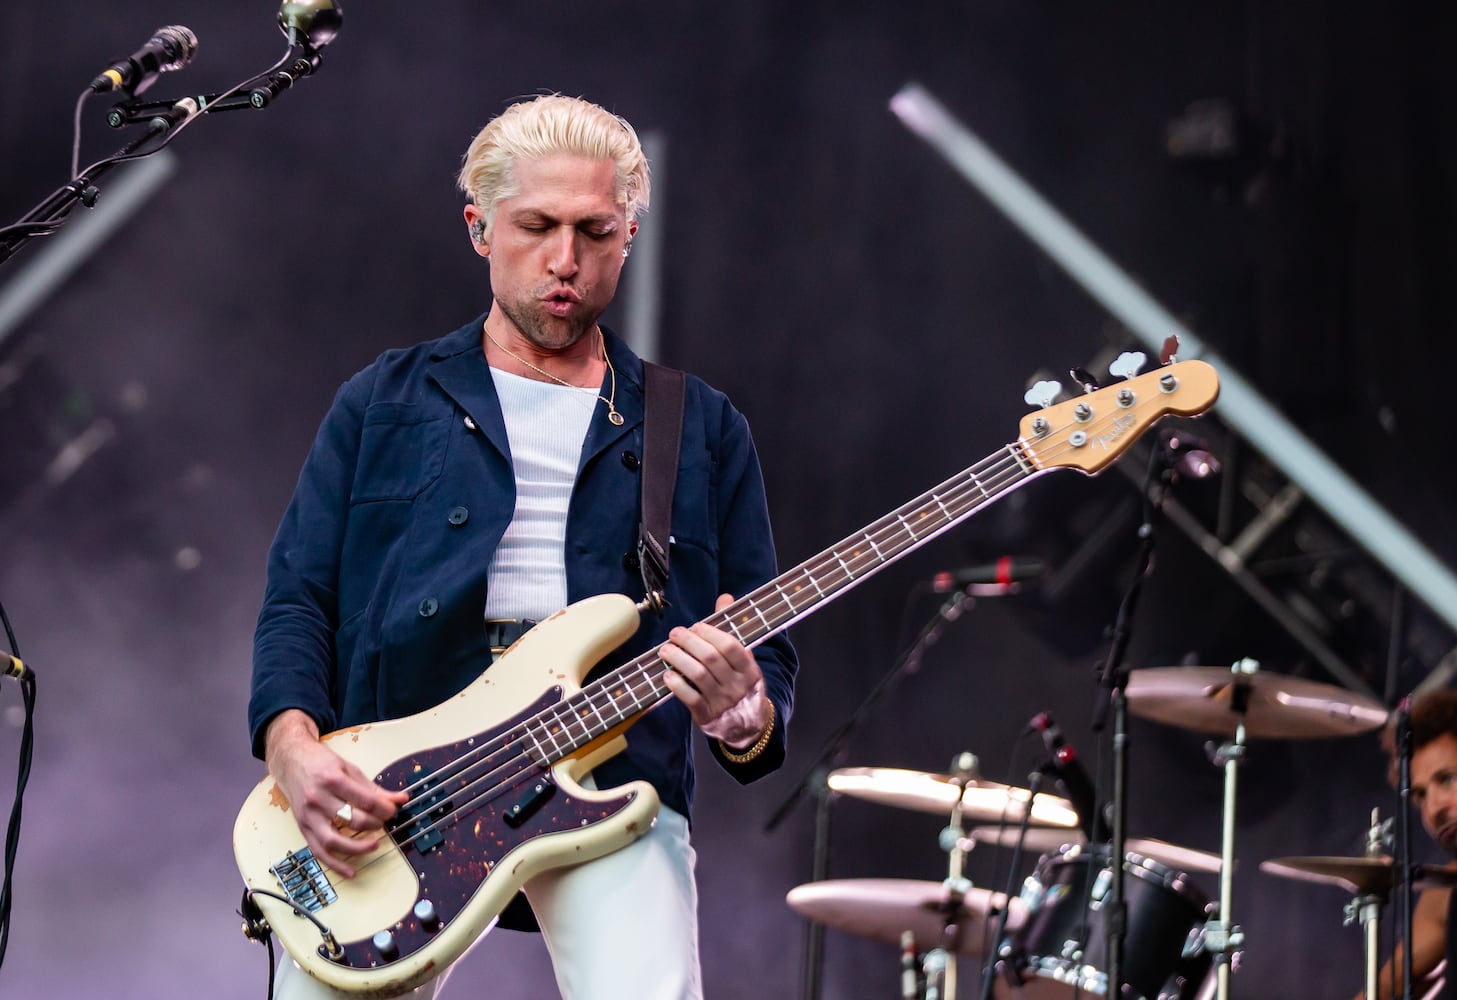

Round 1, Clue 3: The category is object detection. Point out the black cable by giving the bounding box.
[0,600,35,971]
[1,42,301,262]
[976,734,1039,1000]
[237,890,280,998]
[241,887,343,961]
[0,220,68,242]
[70,88,91,180]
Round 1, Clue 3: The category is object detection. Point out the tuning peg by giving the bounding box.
[1160,335,1180,365]
[1024,379,1062,409]
[1109,351,1146,380]
[1069,367,1101,393]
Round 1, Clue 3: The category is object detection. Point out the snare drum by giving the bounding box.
[996,844,1212,999]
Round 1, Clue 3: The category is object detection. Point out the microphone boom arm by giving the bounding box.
[105,47,326,128]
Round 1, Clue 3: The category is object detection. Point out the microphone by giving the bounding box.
[90,25,199,96]
[278,0,344,50]
[930,556,1044,593]
[1027,711,1103,841]
[1159,428,1220,480]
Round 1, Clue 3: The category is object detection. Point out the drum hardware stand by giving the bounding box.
[929,752,980,1000]
[1200,657,1257,1000]
[1339,808,1392,1000]
[765,589,976,1000]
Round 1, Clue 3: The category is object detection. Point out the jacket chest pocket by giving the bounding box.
[669,449,718,556]
[352,403,451,502]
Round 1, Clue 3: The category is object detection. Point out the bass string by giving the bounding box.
[357,390,1168,868]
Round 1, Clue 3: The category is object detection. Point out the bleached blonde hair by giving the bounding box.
[457,94,651,238]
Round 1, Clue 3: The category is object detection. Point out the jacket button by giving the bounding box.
[447,506,469,525]
[418,597,439,618]
[621,451,640,470]
[622,551,641,572]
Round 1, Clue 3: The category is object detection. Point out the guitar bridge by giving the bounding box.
[269,847,338,913]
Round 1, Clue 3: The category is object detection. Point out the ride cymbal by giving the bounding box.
[1259,855,1457,895]
[1125,666,1388,739]
[786,878,1024,956]
[827,766,1079,827]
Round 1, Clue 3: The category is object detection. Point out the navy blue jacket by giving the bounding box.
[249,316,797,818]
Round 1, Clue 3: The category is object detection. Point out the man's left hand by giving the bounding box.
[659,593,771,748]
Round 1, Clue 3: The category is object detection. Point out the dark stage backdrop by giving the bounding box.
[1,3,1454,997]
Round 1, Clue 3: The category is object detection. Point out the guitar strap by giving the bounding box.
[637,360,685,608]
[496,360,684,936]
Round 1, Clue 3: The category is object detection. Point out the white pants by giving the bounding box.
[272,806,701,1000]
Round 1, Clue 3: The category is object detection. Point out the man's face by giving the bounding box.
[477,153,634,351]
[1411,732,1457,855]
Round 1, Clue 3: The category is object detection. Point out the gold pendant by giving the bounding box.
[608,410,625,426]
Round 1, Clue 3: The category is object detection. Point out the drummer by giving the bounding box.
[1358,689,1457,1000]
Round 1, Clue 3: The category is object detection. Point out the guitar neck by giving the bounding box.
[527,441,1041,761]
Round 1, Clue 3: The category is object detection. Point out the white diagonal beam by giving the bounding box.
[0,151,177,349]
[890,83,1457,640]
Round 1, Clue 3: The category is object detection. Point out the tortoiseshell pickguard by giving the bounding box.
[323,688,637,970]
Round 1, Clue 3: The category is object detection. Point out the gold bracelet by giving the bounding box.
[717,700,775,764]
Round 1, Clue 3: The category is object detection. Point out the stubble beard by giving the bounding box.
[496,294,599,353]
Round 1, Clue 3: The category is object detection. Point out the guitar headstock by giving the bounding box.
[1018,359,1220,474]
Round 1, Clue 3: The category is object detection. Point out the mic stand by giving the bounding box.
[1395,700,1414,1000]
[766,588,975,1000]
[0,43,328,267]
[104,45,327,126]
[978,768,1046,1000]
[0,127,161,265]
[1091,445,1171,999]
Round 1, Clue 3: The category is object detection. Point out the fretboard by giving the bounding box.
[523,440,1042,763]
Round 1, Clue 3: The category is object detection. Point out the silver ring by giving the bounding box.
[334,803,354,825]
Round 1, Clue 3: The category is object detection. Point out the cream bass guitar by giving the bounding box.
[233,356,1219,997]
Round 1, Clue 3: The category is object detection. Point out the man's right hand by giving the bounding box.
[263,709,409,877]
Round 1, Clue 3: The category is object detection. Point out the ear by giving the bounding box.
[462,204,490,256]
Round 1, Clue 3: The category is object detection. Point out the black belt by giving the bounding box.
[484,617,538,654]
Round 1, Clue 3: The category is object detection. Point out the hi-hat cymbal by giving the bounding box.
[1259,855,1457,895]
[827,767,1079,828]
[1125,666,1388,739]
[962,826,1224,874]
[786,878,1024,956]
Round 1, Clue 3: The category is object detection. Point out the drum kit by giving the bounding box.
[785,659,1394,999]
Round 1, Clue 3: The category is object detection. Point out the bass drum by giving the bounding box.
[995,844,1213,1000]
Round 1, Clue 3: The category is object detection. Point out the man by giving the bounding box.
[249,94,798,999]
[1357,689,1457,1000]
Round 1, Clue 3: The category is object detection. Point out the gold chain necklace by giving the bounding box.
[483,324,624,426]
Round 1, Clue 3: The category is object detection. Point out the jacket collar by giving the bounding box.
[426,315,646,469]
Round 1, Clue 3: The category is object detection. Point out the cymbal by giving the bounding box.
[1259,855,1457,895]
[962,826,1224,874]
[827,767,1079,828]
[786,878,1024,956]
[1124,666,1388,739]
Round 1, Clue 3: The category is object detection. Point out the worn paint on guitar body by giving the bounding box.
[233,594,658,998]
[234,358,1223,998]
